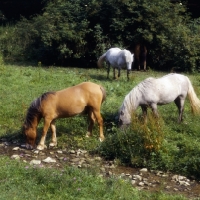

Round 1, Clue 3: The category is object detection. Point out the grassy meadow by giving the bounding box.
[1,64,200,199]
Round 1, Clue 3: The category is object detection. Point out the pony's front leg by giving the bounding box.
[151,104,159,118]
[37,118,51,150]
[174,98,184,123]
[117,68,121,78]
[93,109,105,142]
[107,63,110,79]
[113,68,117,79]
[141,106,148,123]
[49,120,57,147]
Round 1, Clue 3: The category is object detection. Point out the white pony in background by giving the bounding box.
[119,73,200,125]
[97,47,134,80]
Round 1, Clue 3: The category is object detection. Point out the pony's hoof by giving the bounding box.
[85,133,91,138]
[49,142,57,147]
[37,144,47,150]
[99,137,105,142]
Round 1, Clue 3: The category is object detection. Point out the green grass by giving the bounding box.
[0,156,186,200]
[0,64,199,199]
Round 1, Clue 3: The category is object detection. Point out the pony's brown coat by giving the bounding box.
[23,82,106,150]
[133,44,147,71]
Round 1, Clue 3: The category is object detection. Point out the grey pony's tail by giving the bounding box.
[97,53,106,68]
[187,77,200,114]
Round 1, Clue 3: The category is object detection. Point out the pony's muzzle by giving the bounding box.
[118,119,122,127]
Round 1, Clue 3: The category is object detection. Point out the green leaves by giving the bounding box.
[1,0,200,70]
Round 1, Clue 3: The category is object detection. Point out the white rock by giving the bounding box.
[11,155,20,160]
[42,157,56,163]
[179,181,190,186]
[172,175,179,181]
[133,175,142,181]
[140,168,148,172]
[81,150,87,154]
[138,182,144,186]
[94,157,102,161]
[70,150,76,154]
[30,160,41,165]
[33,150,39,154]
[131,180,136,185]
[12,147,20,151]
[71,158,80,162]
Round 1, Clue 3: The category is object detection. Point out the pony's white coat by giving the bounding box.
[119,73,200,125]
[97,47,134,80]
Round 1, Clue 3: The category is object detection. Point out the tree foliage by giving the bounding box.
[1,0,200,71]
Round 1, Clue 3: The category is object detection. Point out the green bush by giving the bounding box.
[1,0,200,70]
[99,111,200,179]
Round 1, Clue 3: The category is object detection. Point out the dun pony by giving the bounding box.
[23,82,106,150]
[119,73,200,126]
[97,47,134,80]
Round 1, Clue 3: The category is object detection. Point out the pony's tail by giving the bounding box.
[187,77,200,115]
[100,86,106,104]
[97,53,106,68]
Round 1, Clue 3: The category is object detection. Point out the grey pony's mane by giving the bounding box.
[121,77,156,116]
[120,49,133,63]
[24,92,56,128]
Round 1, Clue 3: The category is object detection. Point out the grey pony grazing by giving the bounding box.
[119,73,200,126]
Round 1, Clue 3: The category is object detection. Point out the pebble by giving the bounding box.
[11,155,20,160]
[138,182,145,186]
[133,175,142,181]
[131,180,136,185]
[140,168,148,172]
[70,150,76,154]
[12,147,20,151]
[33,150,39,154]
[42,157,56,163]
[30,159,41,165]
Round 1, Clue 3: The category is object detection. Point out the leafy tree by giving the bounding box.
[1,0,200,71]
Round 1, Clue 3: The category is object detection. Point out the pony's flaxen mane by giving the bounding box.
[24,92,55,128]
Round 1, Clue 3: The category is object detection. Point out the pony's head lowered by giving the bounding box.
[23,97,43,149]
[124,50,134,70]
[23,123,37,149]
[118,87,139,127]
[118,104,132,127]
